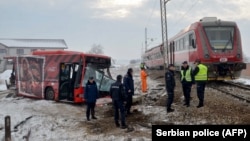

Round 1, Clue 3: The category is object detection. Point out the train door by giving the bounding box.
[169,41,175,65]
[58,63,80,101]
[188,32,196,61]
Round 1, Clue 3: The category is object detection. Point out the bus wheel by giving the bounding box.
[45,87,54,100]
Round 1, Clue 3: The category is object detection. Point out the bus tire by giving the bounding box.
[45,87,54,100]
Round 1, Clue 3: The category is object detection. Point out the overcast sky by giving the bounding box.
[0,0,249,60]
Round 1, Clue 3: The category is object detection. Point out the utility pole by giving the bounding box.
[145,27,147,52]
[141,42,144,61]
[160,0,170,73]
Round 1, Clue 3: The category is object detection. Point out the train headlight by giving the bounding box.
[204,54,209,58]
[236,54,241,58]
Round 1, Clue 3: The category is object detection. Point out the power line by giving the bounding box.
[176,0,188,11]
[173,0,200,27]
[145,0,158,28]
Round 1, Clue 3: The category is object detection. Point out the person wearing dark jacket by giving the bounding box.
[123,68,134,115]
[165,64,176,113]
[110,75,127,129]
[84,77,99,121]
[193,59,208,108]
[180,61,195,107]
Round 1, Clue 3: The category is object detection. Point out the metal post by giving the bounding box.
[145,27,147,51]
[160,0,170,74]
[5,116,11,141]
[141,43,144,60]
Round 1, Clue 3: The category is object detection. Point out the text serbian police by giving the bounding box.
[156,128,247,139]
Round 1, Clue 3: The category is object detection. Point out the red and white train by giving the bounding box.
[142,17,246,80]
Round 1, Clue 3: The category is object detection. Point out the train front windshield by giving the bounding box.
[204,27,234,50]
[83,64,115,92]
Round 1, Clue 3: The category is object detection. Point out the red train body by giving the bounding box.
[142,17,246,80]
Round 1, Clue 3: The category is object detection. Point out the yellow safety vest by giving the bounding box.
[195,64,208,81]
[140,63,144,69]
[181,67,192,82]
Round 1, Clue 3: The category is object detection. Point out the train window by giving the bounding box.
[185,36,188,50]
[179,39,182,50]
[189,33,194,46]
[180,38,184,50]
[189,33,196,49]
[192,39,196,49]
[178,40,181,50]
[204,27,234,50]
[177,40,180,51]
[175,41,177,51]
[182,38,185,50]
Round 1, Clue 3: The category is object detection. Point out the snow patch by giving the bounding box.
[232,78,250,85]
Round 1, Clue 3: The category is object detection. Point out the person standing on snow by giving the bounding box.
[165,64,176,113]
[123,68,134,116]
[140,67,148,93]
[110,75,128,129]
[84,76,99,121]
[180,61,195,107]
[193,59,208,108]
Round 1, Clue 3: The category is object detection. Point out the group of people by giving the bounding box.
[83,68,135,129]
[83,59,208,128]
[166,59,208,113]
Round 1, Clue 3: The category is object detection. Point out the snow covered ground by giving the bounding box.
[0,66,250,141]
[0,66,153,141]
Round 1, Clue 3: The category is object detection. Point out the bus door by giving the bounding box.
[59,62,80,101]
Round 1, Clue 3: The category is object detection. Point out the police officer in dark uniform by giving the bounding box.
[123,68,134,115]
[165,64,176,113]
[110,75,128,129]
[193,59,208,108]
[180,61,195,107]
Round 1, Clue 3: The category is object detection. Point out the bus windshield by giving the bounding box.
[83,64,115,92]
[204,27,234,50]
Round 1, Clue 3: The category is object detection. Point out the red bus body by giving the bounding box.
[14,50,113,103]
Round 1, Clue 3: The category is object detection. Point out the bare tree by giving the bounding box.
[88,44,104,54]
[88,44,118,66]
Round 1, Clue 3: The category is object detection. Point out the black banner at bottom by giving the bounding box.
[152,125,250,141]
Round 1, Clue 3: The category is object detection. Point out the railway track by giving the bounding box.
[208,81,250,103]
[223,81,250,90]
[147,69,250,103]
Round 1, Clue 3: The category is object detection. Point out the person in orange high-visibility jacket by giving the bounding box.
[140,67,148,93]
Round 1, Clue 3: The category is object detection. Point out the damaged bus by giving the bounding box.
[10,50,115,103]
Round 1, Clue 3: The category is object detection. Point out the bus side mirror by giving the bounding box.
[192,39,196,49]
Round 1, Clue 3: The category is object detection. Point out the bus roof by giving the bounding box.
[32,50,111,59]
[85,53,111,59]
